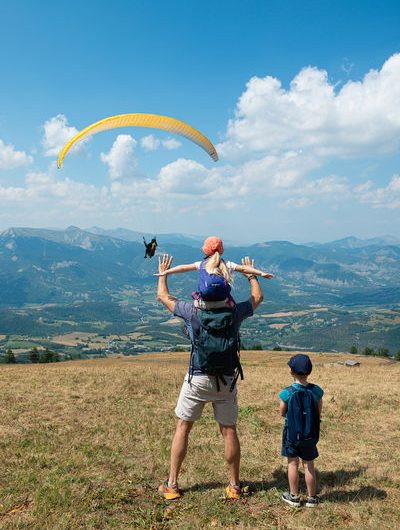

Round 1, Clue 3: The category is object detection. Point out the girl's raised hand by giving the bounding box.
[261,272,274,279]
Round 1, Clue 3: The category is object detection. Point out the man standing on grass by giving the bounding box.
[156,253,264,500]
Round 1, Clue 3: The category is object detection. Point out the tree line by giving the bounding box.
[1,347,62,364]
[349,344,400,360]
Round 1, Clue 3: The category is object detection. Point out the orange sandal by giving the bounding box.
[225,483,242,500]
[158,481,181,500]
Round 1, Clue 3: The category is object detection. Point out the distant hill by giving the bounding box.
[86,226,206,247]
[1,226,400,307]
[1,226,399,352]
[307,235,400,249]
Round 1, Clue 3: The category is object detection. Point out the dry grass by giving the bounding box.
[0,352,399,529]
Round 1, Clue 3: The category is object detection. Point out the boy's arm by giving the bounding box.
[318,398,323,415]
[154,262,197,277]
[235,262,273,279]
[157,254,177,313]
[279,399,288,417]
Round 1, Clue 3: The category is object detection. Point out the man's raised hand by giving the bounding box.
[154,254,173,276]
[241,256,255,277]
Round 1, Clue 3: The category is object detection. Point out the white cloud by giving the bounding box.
[158,158,211,194]
[219,53,400,160]
[355,175,400,209]
[100,134,138,180]
[280,176,351,208]
[3,55,400,238]
[0,165,107,213]
[283,197,312,209]
[162,137,182,150]
[0,139,33,169]
[0,185,27,200]
[140,134,161,151]
[240,151,319,189]
[42,114,80,157]
[297,176,350,197]
[140,135,182,151]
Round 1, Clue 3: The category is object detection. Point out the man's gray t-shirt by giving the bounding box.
[174,301,253,375]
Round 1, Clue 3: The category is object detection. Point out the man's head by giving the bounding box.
[288,354,312,376]
[202,236,224,257]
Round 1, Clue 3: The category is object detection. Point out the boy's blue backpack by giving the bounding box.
[193,307,243,391]
[286,385,320,447]
[198,260,231,301]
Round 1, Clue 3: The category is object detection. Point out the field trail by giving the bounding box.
[0,351,399,529]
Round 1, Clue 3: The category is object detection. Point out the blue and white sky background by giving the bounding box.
[1,0,400,243]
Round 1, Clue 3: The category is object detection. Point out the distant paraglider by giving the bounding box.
[57,113,219,168]
[143,237,158,259]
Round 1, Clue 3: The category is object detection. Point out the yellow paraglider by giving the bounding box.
[57,113,218,168]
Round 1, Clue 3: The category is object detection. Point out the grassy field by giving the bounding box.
[0,351,399,529]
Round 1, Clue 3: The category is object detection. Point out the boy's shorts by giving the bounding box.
[175,374,238,426]
[281,425,319,461]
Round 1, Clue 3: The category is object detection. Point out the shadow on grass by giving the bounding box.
[189,482,225,493]
[188,466,387,503]
[321,486,387,503]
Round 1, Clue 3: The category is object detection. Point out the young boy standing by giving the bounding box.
[278,354,323,507]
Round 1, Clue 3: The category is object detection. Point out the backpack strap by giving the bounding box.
[216,375,227,392]
[185,320,195,384]
[229,365,243,392]
[229,335,243,392]
[188,347,194,384]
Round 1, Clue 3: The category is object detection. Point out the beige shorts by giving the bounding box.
[175,374,238,426]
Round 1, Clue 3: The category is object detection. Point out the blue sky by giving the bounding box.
[0,0,400,243]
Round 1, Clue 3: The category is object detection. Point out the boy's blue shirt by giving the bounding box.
[279,383,324,404]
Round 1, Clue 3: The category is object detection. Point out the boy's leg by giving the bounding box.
[219,424,241,486]
[168,419,194,485]
[302,459,317,497]
[287,457,300,495]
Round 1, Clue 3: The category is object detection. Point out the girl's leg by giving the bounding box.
[287,457,299,495]
[302,459,317,497]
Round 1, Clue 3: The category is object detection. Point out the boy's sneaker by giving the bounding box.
[305,495,320,508]
[158,481,181,500]
[281,491,301,507]
[225,483,242,500]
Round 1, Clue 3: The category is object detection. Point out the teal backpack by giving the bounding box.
[192,307,243,391]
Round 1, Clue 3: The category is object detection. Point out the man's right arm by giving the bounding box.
[241,257,264,311]
[247,275,264,311]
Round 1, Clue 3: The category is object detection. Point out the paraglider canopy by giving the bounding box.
[57,113,219,168]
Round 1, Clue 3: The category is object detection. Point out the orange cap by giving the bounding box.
[202,236,224,256]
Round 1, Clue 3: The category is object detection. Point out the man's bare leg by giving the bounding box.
[219,424,241,486]
[168,419,194,486]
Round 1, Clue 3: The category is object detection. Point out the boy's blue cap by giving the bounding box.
[288,354,312,375]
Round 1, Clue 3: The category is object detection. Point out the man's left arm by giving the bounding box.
[157,254,177,313]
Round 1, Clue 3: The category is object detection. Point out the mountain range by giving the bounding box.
[1,225,399,307]
[0,226,399,352]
